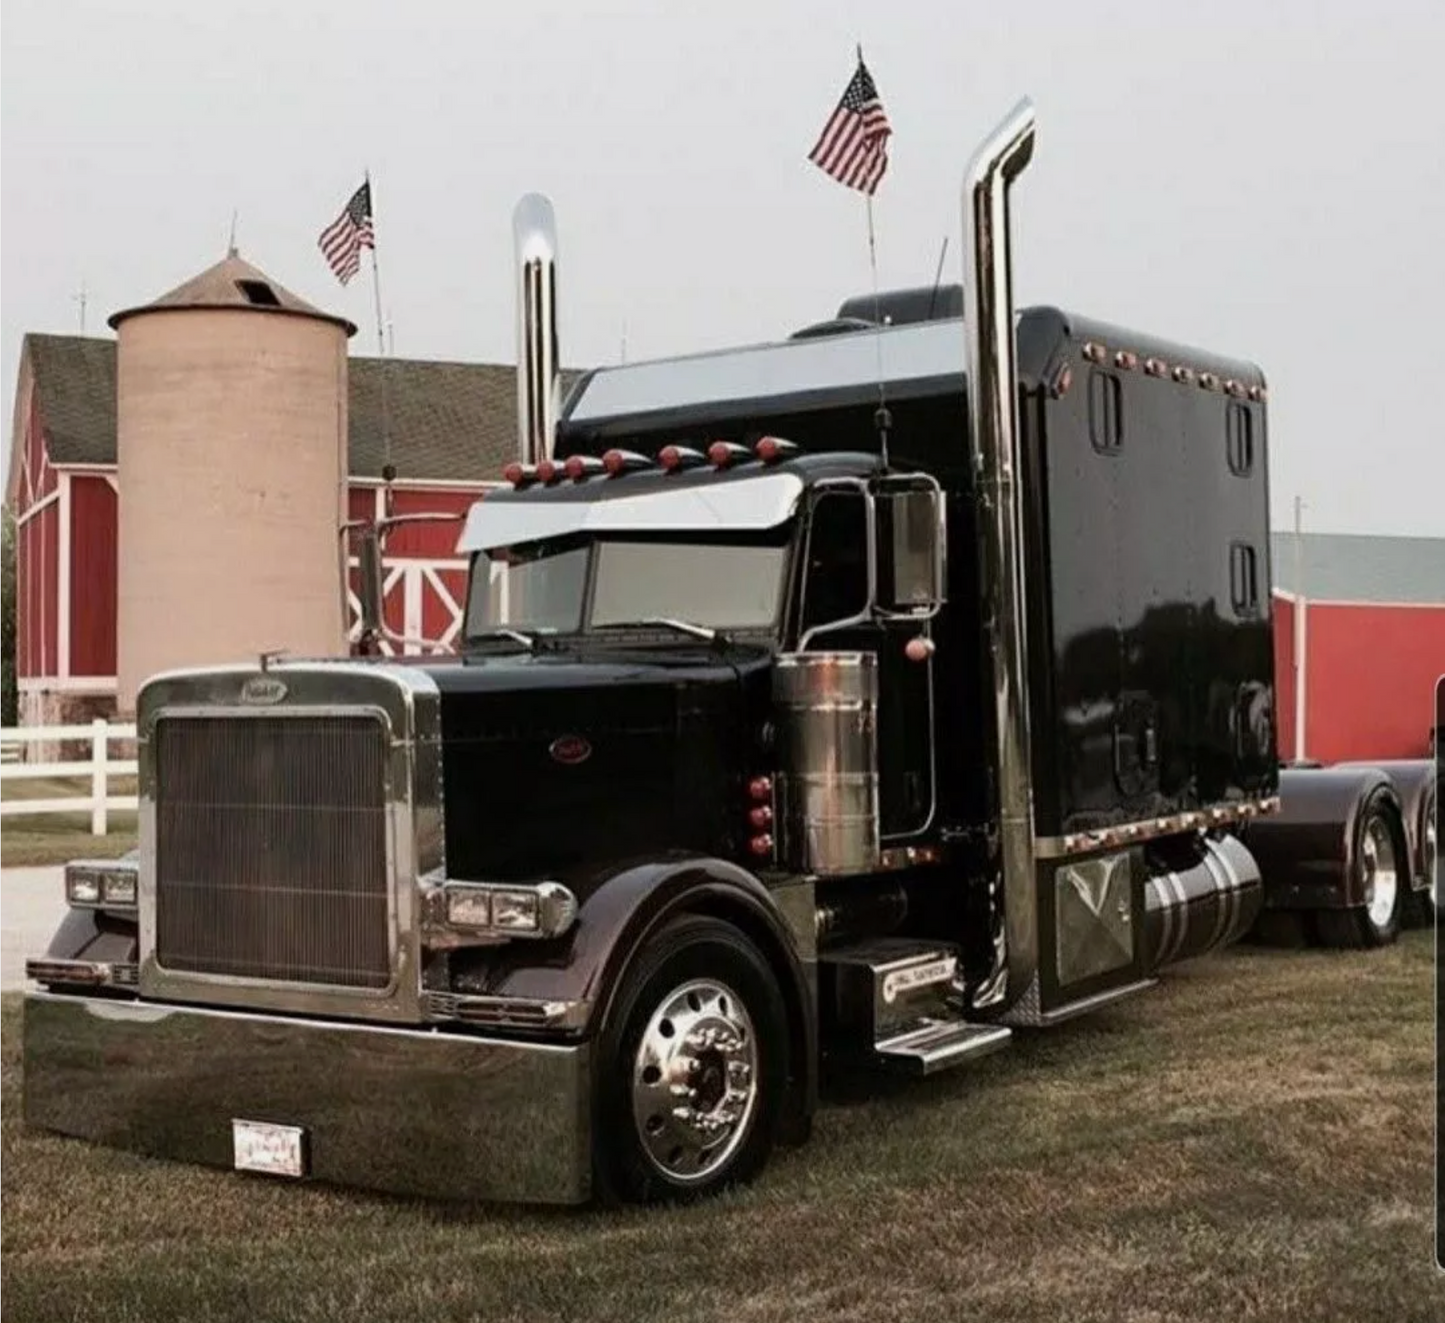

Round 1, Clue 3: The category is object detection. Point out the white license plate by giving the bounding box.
[231,1119,307,1178]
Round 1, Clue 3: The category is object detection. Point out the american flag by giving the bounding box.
[807,56,892,196]
[318,180,375,284]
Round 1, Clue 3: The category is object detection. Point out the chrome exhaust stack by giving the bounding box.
[960,97,1038,1014]
[513,193,561,464]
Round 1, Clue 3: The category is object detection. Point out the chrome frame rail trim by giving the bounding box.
[1034,795,1283,859]
[22,992,592,1206]
[133,662,444,1024]
[961,96,1038,1012]
[1034,977,1157,1026]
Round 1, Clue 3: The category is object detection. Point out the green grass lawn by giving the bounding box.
[1,775,137,867]
[2,934,1441,1323]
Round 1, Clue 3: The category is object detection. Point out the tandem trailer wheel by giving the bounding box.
[1312,787,1409,950]
[593,914,790,1205]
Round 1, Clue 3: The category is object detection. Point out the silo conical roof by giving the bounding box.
[108,250,357,335]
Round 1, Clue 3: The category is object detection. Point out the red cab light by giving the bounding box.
[749,805,773,830]
[535,458,560,482]
[747,775,773,802]
[503,462,537,486]
[748,834,774,858]
[659,444,708,472]
[564,454,605,480]
[602,448,651,476]
[707,441,752,468]
[754,436,798,464]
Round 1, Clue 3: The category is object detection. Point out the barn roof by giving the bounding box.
[1271,532,1445,606]
[13,332,584,485]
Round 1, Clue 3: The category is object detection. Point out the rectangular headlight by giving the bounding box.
[102,872,137,905]
[432,880,578,941]
[66,870,101,904]
[445,887,493,929]
[490,889,540,932]
[65,860,139,909]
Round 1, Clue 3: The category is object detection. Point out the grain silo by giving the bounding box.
[109,249,356,715]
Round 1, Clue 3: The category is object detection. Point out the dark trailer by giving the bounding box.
[21,98,1435,1209]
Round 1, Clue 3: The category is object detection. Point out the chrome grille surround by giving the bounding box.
[136,662,442,1023]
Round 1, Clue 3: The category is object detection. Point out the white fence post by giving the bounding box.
[91,718,108,836]
[0,719,140,832]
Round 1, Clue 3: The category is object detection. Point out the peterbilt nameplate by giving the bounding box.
[239,676,288,705]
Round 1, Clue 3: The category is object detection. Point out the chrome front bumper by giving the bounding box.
[22,993,593,1205]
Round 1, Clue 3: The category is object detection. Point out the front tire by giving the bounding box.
[594,914,789,1205]
[1313,788,1407,949]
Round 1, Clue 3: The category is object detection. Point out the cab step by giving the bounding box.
[874,1019,1013,1075]
[818,935,1010,1076]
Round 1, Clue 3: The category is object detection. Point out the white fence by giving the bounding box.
[0,720,139,835]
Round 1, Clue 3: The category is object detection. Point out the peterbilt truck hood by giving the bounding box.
[418,645,774,885]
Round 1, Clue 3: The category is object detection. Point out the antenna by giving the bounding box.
[228,209,239,256]
[926,234,949,320]
[73,279,88,334]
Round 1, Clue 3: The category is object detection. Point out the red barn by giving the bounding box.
[1271,531,1445,764]
[5,331,577,728]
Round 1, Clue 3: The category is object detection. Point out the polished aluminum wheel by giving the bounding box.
[1363,816,1399,930]
[630,978,759,1184]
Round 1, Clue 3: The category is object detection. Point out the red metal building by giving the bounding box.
[1271,532,1445,764]
[5,332,574,728]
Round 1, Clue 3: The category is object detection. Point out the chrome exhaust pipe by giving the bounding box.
[960,97,1038,1014]
[513,193,561,464]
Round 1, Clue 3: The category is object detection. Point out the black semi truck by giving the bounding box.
[23,98,1437,1206]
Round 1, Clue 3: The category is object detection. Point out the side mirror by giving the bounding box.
[873,480,946,619]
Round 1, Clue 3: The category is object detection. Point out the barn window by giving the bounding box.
[1088,369,1123,455]
[235,279,281,307]
[1226,403,1254,476]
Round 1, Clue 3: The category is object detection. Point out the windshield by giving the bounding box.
[465,535,789,639]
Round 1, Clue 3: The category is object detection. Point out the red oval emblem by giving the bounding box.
[549,734,592,766]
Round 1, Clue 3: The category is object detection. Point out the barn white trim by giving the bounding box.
[58,472,72,677]
[14,488,59,526]
[344,555,467,656]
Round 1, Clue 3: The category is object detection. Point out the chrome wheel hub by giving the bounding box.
[631,978,758,1183]
[1363,817,1399,930]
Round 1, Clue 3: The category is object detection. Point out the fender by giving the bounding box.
[1241,765,1404,911]
[467,852,818,1139]
[37,906,138,965]
[1333,760,1436,892]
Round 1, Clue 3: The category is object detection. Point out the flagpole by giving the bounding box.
[364,170,385,357]
[365,169,393,514]
[858,43,890,468]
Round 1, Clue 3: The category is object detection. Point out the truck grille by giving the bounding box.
[153,714,391,989]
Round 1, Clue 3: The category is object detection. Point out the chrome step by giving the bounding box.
[874,1019,1013,1075]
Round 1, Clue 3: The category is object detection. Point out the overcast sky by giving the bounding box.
[3,0,1441,537]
